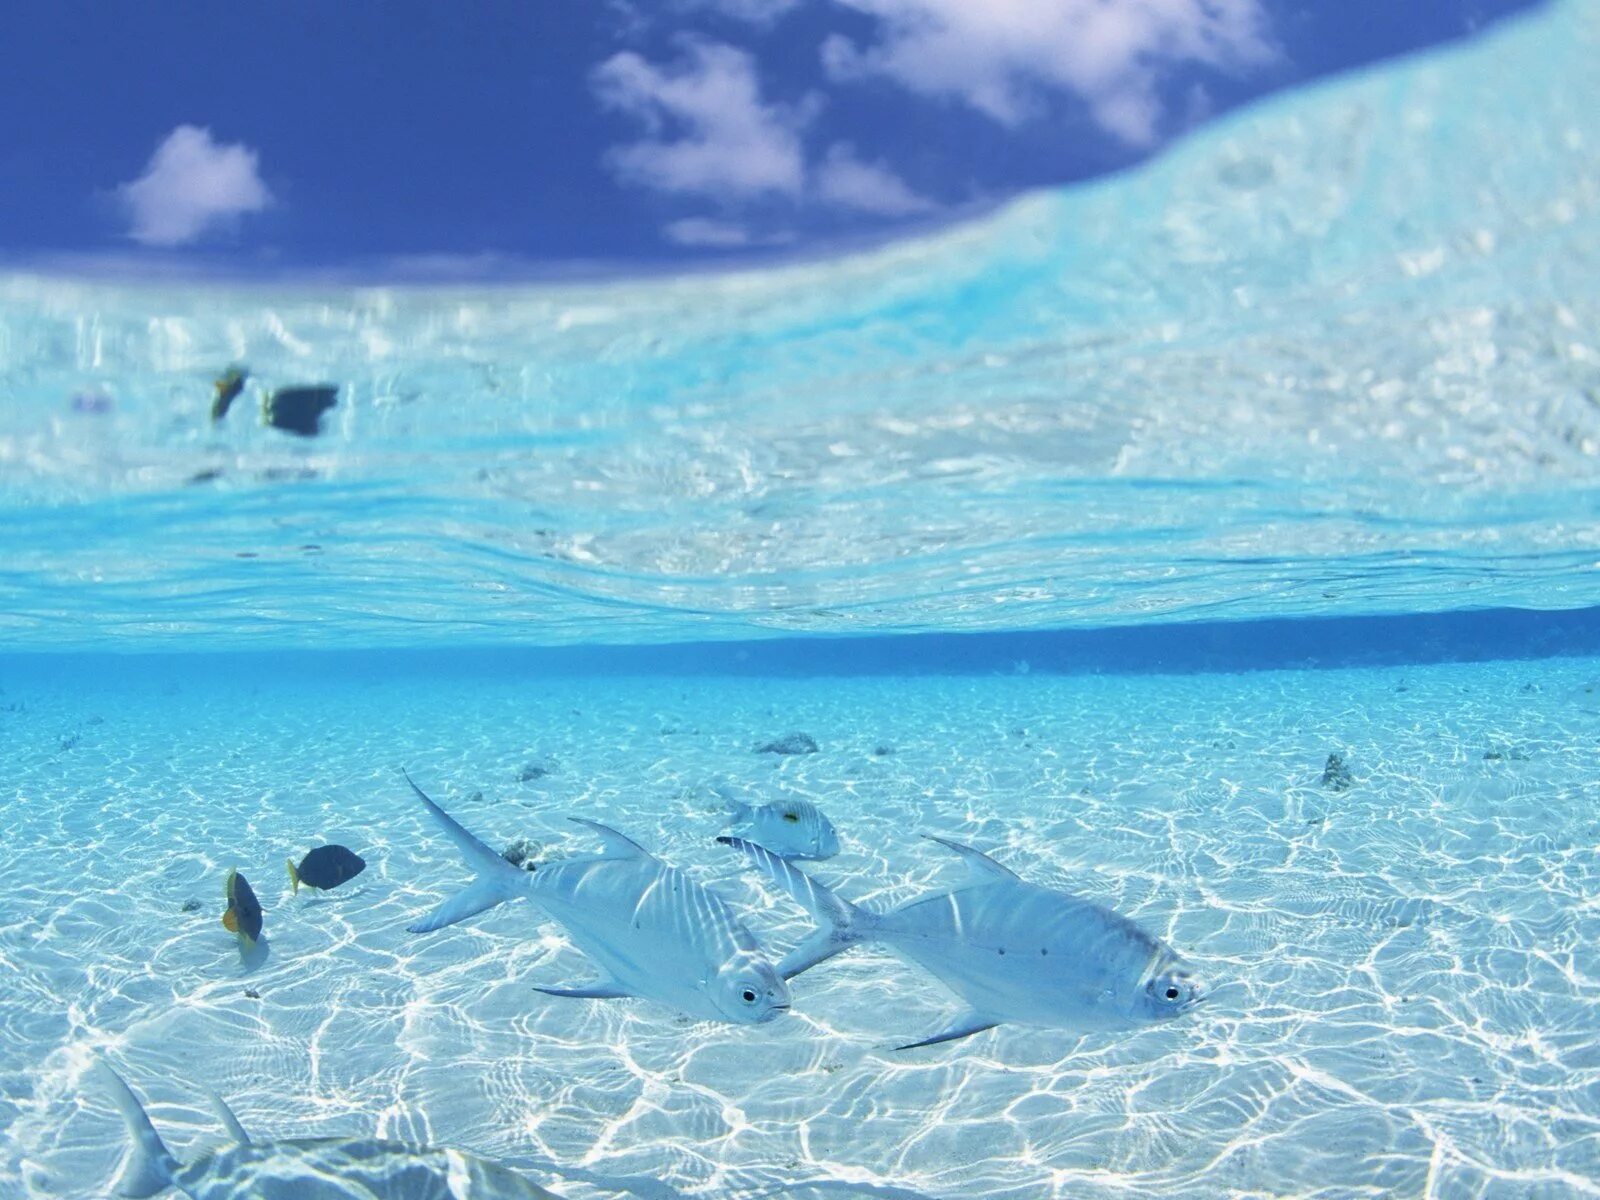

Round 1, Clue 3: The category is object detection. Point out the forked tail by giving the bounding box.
[402,769,529,934]
[94,1061,181,1199]
[717,836,876,978]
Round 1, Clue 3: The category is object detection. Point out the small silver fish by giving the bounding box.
[720,834,1208,1050]
[404,771,790,1025]
[97,1061,558,1199]
[716,784,841,861]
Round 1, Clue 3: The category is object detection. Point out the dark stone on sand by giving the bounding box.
[187,468,224,485]
[243,988,261,1000]
[87,715,104,726]
[59,731,80,751]
[517,763,552,782]
[467,790,484,803]
[262,384,338,437]
[1483,746,1530,761]
[1322,752,1354,791]
[873,744,895,756]
[501,839,539,871]
[757,733,818,755]
[181,898,202,913]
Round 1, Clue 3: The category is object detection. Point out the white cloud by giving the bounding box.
[117,125,273,246]
[592,39,813,200]
[821,0,1274,144]
[662,217,796,246]
[814,142,934,215]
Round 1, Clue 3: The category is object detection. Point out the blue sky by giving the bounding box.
[0,0,1541,277]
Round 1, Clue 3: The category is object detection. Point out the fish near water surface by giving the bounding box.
[720,834,1208,1050]
[402,770,790,1025]
[287,844,366,894]
[716,784,840,860]
[96,1061,558,1199]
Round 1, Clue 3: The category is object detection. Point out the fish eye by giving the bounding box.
[1165,986,1180,1001]
[741,988,757,1003]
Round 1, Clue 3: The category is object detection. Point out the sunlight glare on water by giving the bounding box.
[3,5,1600,1200]
[1,2,1597,650]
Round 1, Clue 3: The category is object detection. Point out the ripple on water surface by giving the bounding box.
[2,2,1600,648]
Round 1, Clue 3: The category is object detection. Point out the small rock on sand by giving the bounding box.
[756,733,818,755]
[1322,752,1354,791]
[502,839,539,871]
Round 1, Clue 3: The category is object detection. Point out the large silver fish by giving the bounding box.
[719,834,1208,1050]
[404,771,790,1025]
[716,784,841,861]
[97,1062,557,1199]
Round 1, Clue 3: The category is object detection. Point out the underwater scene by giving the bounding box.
[3,3,1600,1197]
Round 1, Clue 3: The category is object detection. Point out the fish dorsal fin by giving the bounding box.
[923,835,1020,884]
[207,1091,252,1146]
[569,818,655,860]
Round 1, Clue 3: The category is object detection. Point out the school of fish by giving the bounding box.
[94,767,1211,1196]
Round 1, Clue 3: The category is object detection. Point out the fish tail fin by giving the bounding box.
[402,769,527,934]
[286,857,300,896]
[717,836,875,979]
[94,1061,181,1198]
[206,1089,252,1146]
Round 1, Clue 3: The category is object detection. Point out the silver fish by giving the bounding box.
[720,834,1208,1050]
[97,1061,557,1199]
[716,785,841,861]
[404,771,790,1025]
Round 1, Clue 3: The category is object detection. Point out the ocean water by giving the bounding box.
[3,3,1600,1198]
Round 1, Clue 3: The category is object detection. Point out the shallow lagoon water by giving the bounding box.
[4,651,1599,1197]
[3,2,1600,1197]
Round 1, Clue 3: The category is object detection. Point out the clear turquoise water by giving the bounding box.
[3,4,1600,1198]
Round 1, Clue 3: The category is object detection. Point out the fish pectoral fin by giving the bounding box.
[531,979,636,1001]
[567,818,655,860]
[777,927,854,980]
[892,1012,1000,1052]
[221,908,238,933]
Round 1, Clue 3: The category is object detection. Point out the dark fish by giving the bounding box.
[211,366,247,421]
[262,384,337,436]
[287,844,366,895]
[221,869,263,950]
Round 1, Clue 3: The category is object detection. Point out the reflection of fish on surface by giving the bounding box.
[287,844,366,895]
[716,784,840,861]
[96,1060,560,1198]
[402,771,791,1025]
[721,835,1208,1051]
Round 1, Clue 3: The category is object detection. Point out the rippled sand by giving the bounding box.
[2,654,1597,1197]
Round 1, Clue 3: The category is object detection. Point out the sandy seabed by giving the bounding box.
[2,654,1597,1198]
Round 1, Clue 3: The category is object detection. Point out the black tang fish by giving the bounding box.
[221,869,263,950]
[262,384,337,436]
[287,844,366,895]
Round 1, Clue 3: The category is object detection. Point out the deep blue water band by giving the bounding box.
[5,604,1599,682]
